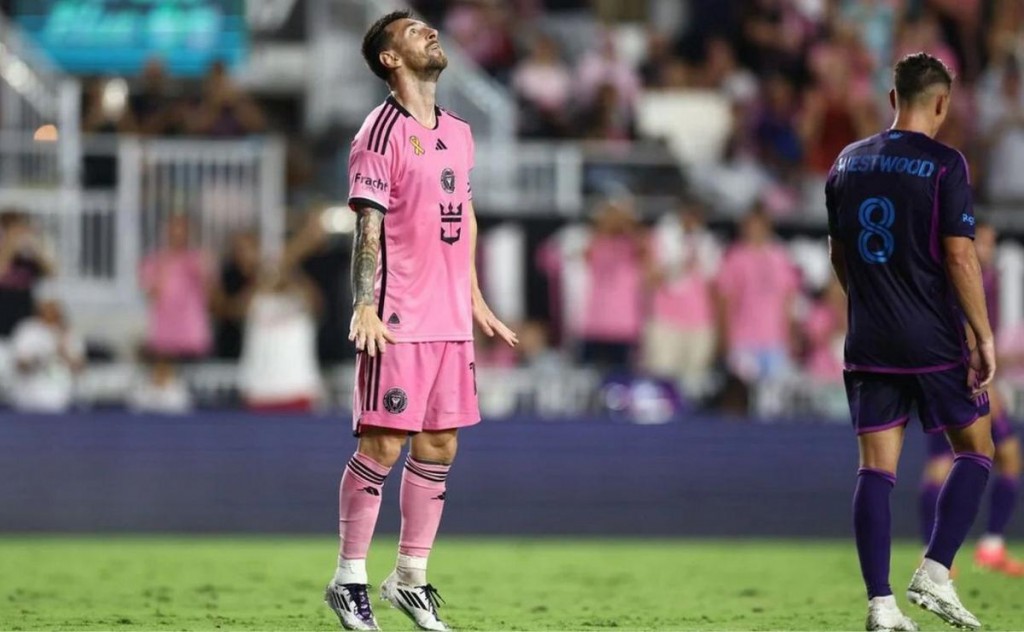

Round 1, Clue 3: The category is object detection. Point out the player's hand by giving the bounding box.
[349,304,396,357]
[969,337,997,396]
[473,296,518,348]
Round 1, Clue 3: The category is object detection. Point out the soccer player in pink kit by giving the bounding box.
[323,11,517,632]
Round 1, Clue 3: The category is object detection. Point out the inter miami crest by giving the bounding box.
[440,168,456,194]
[383,387,408,414]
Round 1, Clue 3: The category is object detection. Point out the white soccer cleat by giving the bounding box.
[325,582,380,630]
[906,568,981,630]
[380,571,450,631]
[866,598,919,631]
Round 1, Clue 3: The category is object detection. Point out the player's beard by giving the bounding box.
[417,47,448,82]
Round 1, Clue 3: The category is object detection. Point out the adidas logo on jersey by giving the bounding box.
[388,313,401,326]
[435,139,447,151]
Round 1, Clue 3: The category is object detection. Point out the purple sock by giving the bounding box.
[919,482,941,544]
[854,467,896,599]
[926,453,993,568]
[986,475,1019,536]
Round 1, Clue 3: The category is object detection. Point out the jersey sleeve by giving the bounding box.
[938,153,975,239]
[347,131,398,214]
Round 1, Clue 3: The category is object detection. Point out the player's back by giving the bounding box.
[826,130,976,370]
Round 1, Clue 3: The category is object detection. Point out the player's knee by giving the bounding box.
[411,430,458,464]
[357,430,408,468]
[952,433,995,460]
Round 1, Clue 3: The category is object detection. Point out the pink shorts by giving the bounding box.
[353,341,480,434]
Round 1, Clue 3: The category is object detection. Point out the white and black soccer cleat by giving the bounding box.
[866,598,919,631]
[380,571,450,631]
[325,582,380,631]
[906,568,981,630]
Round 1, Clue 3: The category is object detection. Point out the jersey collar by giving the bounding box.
[386,95,442,130]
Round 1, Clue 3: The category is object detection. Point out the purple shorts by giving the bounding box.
[926,412,1016,457]
[843,364,990,436]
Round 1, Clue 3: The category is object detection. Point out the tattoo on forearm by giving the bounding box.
[351,207,384,307]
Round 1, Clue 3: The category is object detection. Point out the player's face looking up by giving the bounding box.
[380,18,448,81]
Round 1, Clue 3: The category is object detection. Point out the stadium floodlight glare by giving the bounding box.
[320,206,355,234]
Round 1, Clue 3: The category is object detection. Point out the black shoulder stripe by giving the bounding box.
[373,107,400,154]
[366,105,392,154]
[379,107,402,155]
[370,106,396,154]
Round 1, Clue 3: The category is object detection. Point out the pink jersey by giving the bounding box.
[581,234,644,342]
[348,97,474,343]
[716,243,798,349]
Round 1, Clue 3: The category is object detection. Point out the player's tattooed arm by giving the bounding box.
[349,206,394,356]
[351,206,384,307]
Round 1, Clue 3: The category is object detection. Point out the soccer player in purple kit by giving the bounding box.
[323,10,517,632]
[826,53,996,631]
[919,220,1023,577]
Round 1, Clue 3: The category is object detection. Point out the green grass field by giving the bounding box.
[1,537,1022,631]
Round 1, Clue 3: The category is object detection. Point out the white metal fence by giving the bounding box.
[0,136,286,304]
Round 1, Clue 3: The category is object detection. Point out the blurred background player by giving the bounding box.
[827,53,996,631]
[919,220,1022,576]
[324,11,516,632]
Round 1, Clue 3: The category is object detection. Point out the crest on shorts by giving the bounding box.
[383,387,408,414]
[440,167,456,194]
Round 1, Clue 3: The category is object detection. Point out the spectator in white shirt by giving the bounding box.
[239,262,322,412]
[10,293,84,412]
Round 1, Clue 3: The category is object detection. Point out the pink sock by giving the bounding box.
[339,452,391,559]
[399,457,451,557]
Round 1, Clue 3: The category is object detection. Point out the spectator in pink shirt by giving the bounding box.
[512,33,573,138]
[802,277,846,384]
[642,201,721,397]
[139,215,212,359]
[580,198,648,369]
[715,206,799,385]
[576,31,641,118]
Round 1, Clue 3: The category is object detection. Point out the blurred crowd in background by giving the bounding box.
[3,0,1024,419]
[414,0,1024,211]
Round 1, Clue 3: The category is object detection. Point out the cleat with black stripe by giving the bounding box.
[380,572,450,631]
[325,582,380,630]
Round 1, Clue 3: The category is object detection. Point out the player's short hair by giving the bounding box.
[894,52,954,103]
[362,10,413,81]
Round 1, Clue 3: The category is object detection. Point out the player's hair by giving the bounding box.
[893,52,954,104]
[362,10,413,81]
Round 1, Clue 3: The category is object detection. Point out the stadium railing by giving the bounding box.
[0,135,286,307]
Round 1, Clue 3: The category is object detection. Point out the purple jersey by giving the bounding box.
[826,130,975,372]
